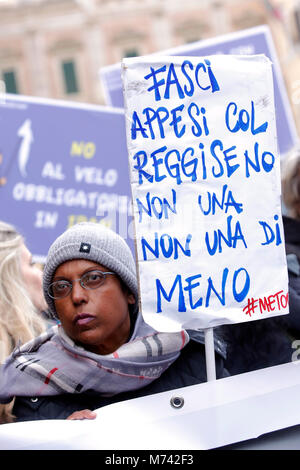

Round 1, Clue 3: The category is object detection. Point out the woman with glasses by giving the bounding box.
[0,221,47,424]
[0,222,228,422]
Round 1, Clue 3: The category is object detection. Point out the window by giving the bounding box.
[185,37,200,44]
[61,60,79,94]
[2,70,18,94]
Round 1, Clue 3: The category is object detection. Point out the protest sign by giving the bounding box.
[101,25,298,156]
[122,54,289,332]
[0,94,133,261]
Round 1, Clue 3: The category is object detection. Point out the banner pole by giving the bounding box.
[204,328,216,381]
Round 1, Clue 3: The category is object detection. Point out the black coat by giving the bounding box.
[12,330,228,422]
[219,215,296,376]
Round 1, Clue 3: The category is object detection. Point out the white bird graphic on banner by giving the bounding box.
[17,119,33,177]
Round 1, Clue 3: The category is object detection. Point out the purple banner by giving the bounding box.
[0,95,133,260]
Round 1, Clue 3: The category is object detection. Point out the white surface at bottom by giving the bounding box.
[0,361,300,450]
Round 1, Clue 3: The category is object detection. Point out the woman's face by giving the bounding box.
[20,244,47,313]
[53,259,135,355]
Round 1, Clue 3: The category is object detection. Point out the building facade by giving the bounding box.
[0,0,300,136]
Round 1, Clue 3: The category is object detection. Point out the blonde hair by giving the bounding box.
[282,146,300,219]
[0,221,45,423]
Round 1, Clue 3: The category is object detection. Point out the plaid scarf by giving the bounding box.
[0,314,189,403]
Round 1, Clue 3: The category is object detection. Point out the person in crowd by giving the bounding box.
[0,221,47,423]
[281,145,300,337]
[0,222,228,422]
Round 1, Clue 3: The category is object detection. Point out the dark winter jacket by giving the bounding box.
[12,330,228,422]
[220,317,293,376]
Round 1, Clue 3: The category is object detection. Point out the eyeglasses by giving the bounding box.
[48,270,115,299]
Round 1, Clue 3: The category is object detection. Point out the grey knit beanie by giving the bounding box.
[43,222,138,318]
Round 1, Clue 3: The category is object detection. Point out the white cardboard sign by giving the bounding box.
[122,54,289,332]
